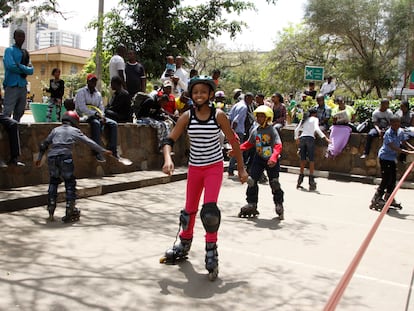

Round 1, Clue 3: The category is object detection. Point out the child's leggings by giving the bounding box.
[179,161,223,243]
[46,98,61,122]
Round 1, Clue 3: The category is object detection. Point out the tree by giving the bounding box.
[186,40,266,97]
[0,0,63,24]
[305,0,413,97]
[262,24,341,96]
[89,0,279,78]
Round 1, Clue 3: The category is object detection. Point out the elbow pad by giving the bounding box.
[39,141,49,153]
[270,143,282,162]
[240,141,254,151]
[161,137,175,148]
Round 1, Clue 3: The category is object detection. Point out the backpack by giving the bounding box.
[131,92,151,118]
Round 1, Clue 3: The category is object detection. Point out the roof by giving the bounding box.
[29,46,92,58]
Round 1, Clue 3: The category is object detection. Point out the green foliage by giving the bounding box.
[305,0,413,97]
[262,24,339,96]
[89,0,259,78]
[0,0,63,23]
[353,99,408,123]
[63,73,87,99]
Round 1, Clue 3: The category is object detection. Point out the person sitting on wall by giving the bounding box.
[135,93,173,150]
[105,76,133,123]
[0,112,25,168]
[74,73,121,163]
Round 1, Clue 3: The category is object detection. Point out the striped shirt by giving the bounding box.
[187,107,223,166]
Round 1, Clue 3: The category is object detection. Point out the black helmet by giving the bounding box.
[62,111,80,127]
[188,75,216,95]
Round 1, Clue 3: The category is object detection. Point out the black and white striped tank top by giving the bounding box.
[187,107,223,166]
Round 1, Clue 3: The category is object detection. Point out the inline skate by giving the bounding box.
[205,242,219,281]
[296,173,304,189]
[275,202,284,220]
[384,193,403,210]
[47,197,57,221]
[238,203,259,218]
[369,190,385,211]
[61,200,80,223]
[159,238,192,264]
[309,175,317,191]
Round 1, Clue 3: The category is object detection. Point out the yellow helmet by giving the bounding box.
[254,105,273,127]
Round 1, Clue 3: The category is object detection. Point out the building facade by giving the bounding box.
[27,46,91,101]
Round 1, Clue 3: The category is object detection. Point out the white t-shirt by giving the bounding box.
[294,116,326,139]
[372,108,393,129]
[320,81,336,96]
[109,54,125,80]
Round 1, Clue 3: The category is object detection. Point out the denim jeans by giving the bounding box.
[3,86,27,122]
[48,154,76,201]
[87,116,118,155]
[0,114,20,159]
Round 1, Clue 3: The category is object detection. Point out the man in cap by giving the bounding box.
[158,80,178,120]
[75,73,120,162]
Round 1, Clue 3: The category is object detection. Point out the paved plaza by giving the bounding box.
[0,171,413,310]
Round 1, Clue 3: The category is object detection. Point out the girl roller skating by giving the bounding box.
[369,115,414,212]
[229,105,285,220]
[159,75,248,281]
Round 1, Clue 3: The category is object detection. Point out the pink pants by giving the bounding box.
[179,161,223,243]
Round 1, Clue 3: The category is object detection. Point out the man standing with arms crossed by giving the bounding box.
[3,29,34,122]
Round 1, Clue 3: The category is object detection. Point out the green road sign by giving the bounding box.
[304,66,324,81]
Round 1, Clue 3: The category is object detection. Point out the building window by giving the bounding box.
[70,64,78,75]
[40,64,46,75]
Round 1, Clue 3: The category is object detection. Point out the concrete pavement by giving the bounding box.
[0,169,413,310]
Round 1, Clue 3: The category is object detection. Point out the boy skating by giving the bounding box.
[35,111,112,222]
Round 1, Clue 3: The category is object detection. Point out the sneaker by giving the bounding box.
[8,158,25,167]
[117,156,132,166]
[360,154,367,159]
[0,160,7,168]
[96,153,106,163]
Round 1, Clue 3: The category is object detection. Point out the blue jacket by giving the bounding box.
[3,45,34,87]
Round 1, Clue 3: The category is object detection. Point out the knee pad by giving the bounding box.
[247,176,256,188]
[179,209,190,231]
[270,178,281,193]
[200,202,221,233]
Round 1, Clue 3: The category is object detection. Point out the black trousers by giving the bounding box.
[378,159,396,195]
[0,113,20,159]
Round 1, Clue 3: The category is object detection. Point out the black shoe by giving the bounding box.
[8,158,25,167]
[96,153,106,163]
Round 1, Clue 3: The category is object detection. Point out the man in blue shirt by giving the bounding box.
[3,29,34,122]
[370,116,414,211]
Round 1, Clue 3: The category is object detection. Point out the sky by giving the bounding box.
[0,0,307,51]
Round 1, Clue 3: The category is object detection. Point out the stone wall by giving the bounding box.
[0,123,189,189]
[278,126,414,180]
[0,123,413,189]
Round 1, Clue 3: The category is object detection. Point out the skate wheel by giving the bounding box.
[208,268,219,281]
[159,256,167,264]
